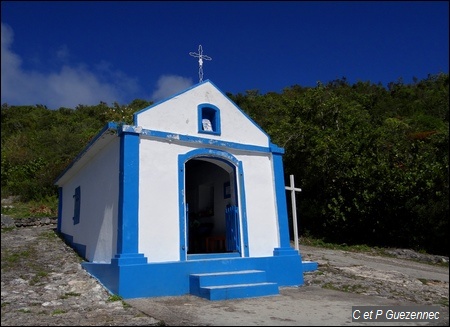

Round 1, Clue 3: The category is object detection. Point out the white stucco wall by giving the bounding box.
[138,138,186,262]
[59,138,120,263]
[135,82,269,147]
[57,82,283,265]
[137,136,280,263]
[239,154,279,256]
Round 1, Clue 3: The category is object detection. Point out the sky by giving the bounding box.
[1,1,449,110]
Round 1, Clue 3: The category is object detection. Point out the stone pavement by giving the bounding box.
[1,222,448,326]
[127,285,444,326]
[1,224,160,326]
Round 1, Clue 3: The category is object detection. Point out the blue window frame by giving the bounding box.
[73,186,81,225]
[198,103,221,135]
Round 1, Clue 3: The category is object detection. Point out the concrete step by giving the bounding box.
[190,270,279,301]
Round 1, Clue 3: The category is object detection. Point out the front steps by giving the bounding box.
[189,270,279,301]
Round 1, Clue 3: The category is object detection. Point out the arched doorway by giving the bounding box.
[185,157,239,255]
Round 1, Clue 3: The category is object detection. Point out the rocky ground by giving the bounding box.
[300,245,449,309]
[1,223,161,326]
[1,221,448,326]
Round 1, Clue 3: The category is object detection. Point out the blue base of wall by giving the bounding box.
[82,254,314,300]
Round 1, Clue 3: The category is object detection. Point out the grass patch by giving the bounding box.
[59,292,81,299]
[322,282,340,291]
[107,294,123,302]
[300,235,449,268]
[342,284,367,293]
[1,248,36,271]
[51,309,66,315]
[300,236,376,253]
[107,294,133,308]
[437,297,449,307]
[322,282,367,294]
[1,226,16,232]
[1,197,58,219]
[38,230,58,240]
[418,278,429,285]
[17,308,31,313]
[29,270,49,286]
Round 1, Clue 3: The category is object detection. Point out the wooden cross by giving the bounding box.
[189,45,212,82]
[285,174,302,251]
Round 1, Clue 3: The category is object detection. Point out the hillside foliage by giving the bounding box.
[1,74,448,255]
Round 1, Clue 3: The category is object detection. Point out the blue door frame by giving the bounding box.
[178,148,250,261]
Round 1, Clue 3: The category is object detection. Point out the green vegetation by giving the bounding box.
[17,308,31,314]
[322,282,368,294]
[38,230,58,240]
[300,235,449,267]
[60,292,81,299]
[107,294,131,308]
[29,270,49,286]
[300,235,375,253]
[1,248,34,269]
[51,309,66,315]
[1,74,448,256]
[418,278,429,285]
[1,197,58,218]
[107,294,123,302]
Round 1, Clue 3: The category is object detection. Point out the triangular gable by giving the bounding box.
[133,80,271,147]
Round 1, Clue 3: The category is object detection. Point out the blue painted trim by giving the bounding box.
[178,158,187,260]
[178,148,248,260]
[59,231,87,259]
[132,80,270,140]
[139,128,270,153]
[188,252,240,260]
[237,161,250,257]
[302,261,319,272]
[82,254,303,299]
[270,142,285,154]
[197,103,221,136]
[115,130,148,265]
[55,118,273,190]
[57,187,63,233]
[271,144,295,253]
[73,186,81,225]
[54,122,118,184]
[133,81,210,123]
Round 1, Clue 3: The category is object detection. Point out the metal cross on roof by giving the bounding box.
[189,45,212,83]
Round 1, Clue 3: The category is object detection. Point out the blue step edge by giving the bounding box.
[302,260,318,272]
[202,282,279,301]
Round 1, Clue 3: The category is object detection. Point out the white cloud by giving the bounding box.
[1,22,140,109]
[151,75,193,102]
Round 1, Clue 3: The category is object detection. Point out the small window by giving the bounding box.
[73,186,81,225]
[198,104,221,135]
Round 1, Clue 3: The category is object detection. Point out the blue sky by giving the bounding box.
[1,1,448,109]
